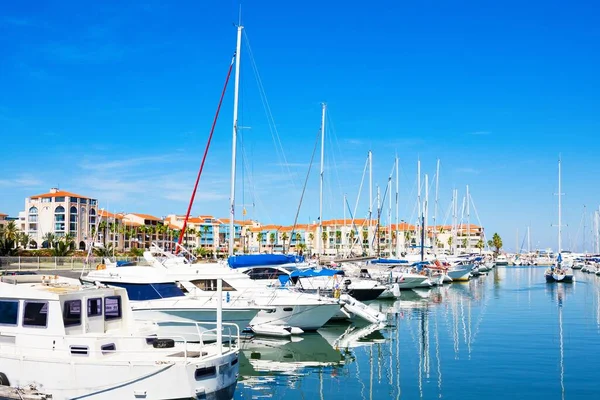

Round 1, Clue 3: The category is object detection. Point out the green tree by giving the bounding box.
[3,221,18,241]
[51,237,75,257]
[404,231,411,245]
[475,239,484,254]
[269,232,276,253]
[447,236,453,248]
[281,232,289,253]
[17,232,32,249]
[257,232,264,253]
[98,220,108,246]
[297,242,307,256]
[0,237,18,256]
[362,230,368,244]
[462,238,468,249]
[322,231,328,253]
[43,232,56,249]
[93,243,115,258]
[491,233,503,255]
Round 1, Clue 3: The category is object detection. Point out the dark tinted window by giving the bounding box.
[245,268,288,280]
[104,296,122,320]
[88,298,102,316]
[23,301,48,327]
[0,300,19,325]
[109,283,185,300]
[63,299,82,327]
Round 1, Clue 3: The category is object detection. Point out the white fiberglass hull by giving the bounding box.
[251,303,341,331]
[448,267,471,282]
[395,274,430,290]
[0,347,238,400]
[132,304,258,341]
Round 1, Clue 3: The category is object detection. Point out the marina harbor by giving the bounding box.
[2,1,600,399]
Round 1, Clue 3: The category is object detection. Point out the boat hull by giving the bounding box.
[0,348,239,400]
[250,303,341,331]
[132,307,257,341]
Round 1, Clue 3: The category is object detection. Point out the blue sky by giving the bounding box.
[1,0,599,252]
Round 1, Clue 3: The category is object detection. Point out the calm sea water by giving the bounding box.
[234,267,600,399]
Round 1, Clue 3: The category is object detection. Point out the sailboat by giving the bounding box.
[545,157,574,283]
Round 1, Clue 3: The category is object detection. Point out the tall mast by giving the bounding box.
[558,157,562,253]
[417,159,421,235]
[583,205,586,253]
[228,24,243,257]
[433,159,440,254]
[424,174,428,249]
[395,156,400,257]
[368,150,373,255]
[466,185,470,253]
[343,193,347,253]
[527,226,531,253]
[318,103,326,255]
[376,184,381,257]
[388,176,392,256]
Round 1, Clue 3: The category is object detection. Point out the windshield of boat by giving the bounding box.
[110,282,185,301]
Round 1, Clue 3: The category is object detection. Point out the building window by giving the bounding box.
[41,198,51,203]
[89,208,96,225]
[55,206,65,232]
[70,197,78,203]
[28,206,38,223]
[55,196,65,202]
[70,206,77,233]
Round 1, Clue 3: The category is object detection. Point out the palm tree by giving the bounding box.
[17,232,32,249]
[195,229,202,250]
[93,243,115,258]
[297,242,307,256]
[462,238,468,249]
[203,225,209,250]
[257,232,264,253]
[269,232,276,253]
[447,236,453,248]
[362,230,368,244]
[64,233,76,250]
[281,232,289,254]
[98,220,108,245]
[43,232,56,249]
[3,221,18,241]
[52,237,74,257]
[335,230,342,244]
[295,232,302,245]
[321,231,328,254]
[475,239,484,254]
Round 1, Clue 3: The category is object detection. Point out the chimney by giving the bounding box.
[50,188,59,194]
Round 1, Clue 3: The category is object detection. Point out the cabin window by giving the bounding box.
[195,366,216,380]
[109,283,185,300]
[0,300,19,326]
[101,343,116,354]
[190,279,235,291]
[244,268,288,280]
[104,296,122,320]
[88,298,102,317]
[63,299,82,327]
[23,301,48,328]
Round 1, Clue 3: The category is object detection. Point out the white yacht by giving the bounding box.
[82,266,263,341]
[494,254,509,266]
[89,248,343,335]
[0,275,239,400]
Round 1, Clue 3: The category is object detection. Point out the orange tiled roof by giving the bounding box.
[122,221,143,227]
[129,213,161,221]
[30,190,93,199]
[99,210,123,219]
[0,212,7,217]
[389,222,416,231]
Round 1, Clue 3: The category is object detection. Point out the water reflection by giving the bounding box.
[235,269,600,399]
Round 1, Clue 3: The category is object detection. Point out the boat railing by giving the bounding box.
[1,321,240,362]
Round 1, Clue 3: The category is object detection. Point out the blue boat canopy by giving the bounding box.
[228,254,304,269]
[371,258,409,265]
[278,268,343,286]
